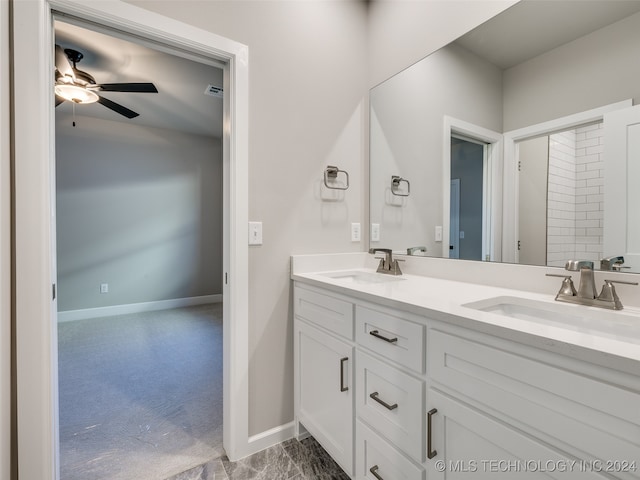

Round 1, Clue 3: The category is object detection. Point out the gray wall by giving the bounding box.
[56,114,222,311]
[367,0,517,87]
[504,10,640,131]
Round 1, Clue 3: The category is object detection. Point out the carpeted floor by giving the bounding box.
[57,303,224,480]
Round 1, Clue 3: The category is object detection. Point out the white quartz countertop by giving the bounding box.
[292,264,640,375]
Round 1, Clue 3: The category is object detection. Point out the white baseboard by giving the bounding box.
[246,421,295,458]
[57,294,222,322]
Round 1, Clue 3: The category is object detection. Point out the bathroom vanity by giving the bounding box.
[292,254,640,480]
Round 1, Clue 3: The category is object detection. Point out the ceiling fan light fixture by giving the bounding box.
[54,84,99,104]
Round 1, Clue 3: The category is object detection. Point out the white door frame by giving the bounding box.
[0,1,11,479]
[502,99,631,264]
[449,178,460,259]
[443,116,503,261]
[12,1,249,478]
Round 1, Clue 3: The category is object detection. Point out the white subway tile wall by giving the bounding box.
[547,123,604,267]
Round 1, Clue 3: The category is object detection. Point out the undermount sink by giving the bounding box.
[320,270,405,285]
[463,296,640,343]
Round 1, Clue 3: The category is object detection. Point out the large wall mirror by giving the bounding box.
[370,0,640,272]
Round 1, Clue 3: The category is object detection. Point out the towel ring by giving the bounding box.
[324,166,349,190]
[391,176,410,196]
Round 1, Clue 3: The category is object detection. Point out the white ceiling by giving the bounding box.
[54,20,224,138]
[455,0,640,70]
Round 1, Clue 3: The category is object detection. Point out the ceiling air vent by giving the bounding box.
[204,84,224,98]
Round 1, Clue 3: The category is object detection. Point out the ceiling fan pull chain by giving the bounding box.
[72,102,76,127]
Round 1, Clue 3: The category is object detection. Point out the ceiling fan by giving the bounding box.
[54,45,158,119]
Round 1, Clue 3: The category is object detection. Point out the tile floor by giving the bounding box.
[165,436,350,480]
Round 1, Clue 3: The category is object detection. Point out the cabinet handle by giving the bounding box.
[369,330,398,343]
[339,357,348,392]
[369,465,384,480]
[369,392,398,411]
[427,408,438,459]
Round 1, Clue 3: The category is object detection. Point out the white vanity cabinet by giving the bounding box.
[293,284,355,477]
[425,326,640,480]
[426,388,611,480]
[293,280,640,480]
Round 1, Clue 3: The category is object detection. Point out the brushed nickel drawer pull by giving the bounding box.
[370,330,398,343]
[369,392,398,410]
[339,357,348,392]
[369,465,384,480]
[427,408,438,459]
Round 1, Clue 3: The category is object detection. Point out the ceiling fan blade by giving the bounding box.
[97,95,139,119]
[55,44,75,81]
[55,95,65,107]
[97,83,158,93]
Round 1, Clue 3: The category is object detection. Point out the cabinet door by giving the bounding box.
[425,389,610,480]
[296,320,353,476]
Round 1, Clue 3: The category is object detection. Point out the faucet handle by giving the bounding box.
[546,274,577,297]
[597,279,638,310]
[603,279,639,286]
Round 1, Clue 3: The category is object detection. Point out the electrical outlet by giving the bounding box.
[371,223,380,242]
[435,226,443,242]
[100,283,109,294]
[351,223,361,242]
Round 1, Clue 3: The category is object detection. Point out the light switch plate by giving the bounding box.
[435,226,443,242]
[351,223,361,242]
[371,223,380,242]
[249,222,263,245]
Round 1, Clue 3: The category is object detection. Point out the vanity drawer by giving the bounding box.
[428,328,640,477]
[294,285,354,339]
[355,305,424,372]
[356,350,425,463]
[356,419,424,480]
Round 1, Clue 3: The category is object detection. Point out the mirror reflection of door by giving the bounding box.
[515,122,605,268]
[517,137,549,265]
[604,104,640,271]
[450,136,485,261]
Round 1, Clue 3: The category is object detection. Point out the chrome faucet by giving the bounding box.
[546,259,638,310]
[369,248,403,275]
[566,260,597,299]
[600,255,628,271]
[406,246,427,256]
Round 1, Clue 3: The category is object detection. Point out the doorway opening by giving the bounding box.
[449,135,487,261]
[54,18,225,479]
[443,116,502,262]
[13,1,250,478]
